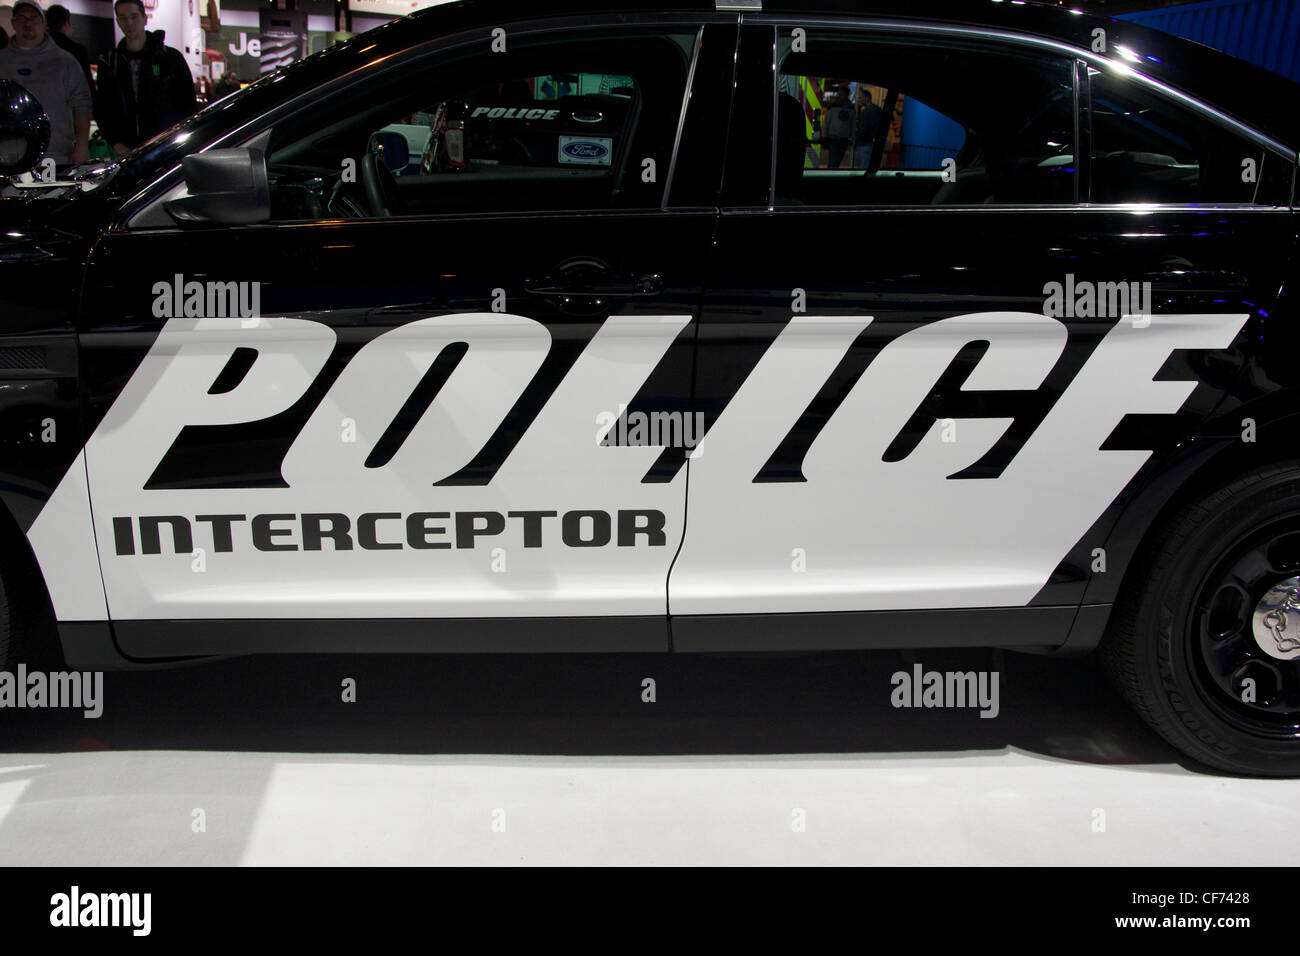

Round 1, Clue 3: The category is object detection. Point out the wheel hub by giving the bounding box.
[1252,576,1300,661]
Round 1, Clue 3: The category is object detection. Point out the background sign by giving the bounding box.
[349,0,456,17]
[258,7,307,77]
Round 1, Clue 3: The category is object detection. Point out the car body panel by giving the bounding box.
[0,1,1293,664]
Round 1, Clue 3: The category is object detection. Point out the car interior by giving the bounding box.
[1087,72,1256,204]
[776,40,1076,206]
[261,35,692,221]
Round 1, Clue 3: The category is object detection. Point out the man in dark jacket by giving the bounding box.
[95,0,196,155]
[210,69,240,102]
[853,87,883,170]
[46,4,92,97]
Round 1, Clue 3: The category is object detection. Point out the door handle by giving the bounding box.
[523,273,664,299]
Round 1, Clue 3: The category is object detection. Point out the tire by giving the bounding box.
[1101,461,1300,776]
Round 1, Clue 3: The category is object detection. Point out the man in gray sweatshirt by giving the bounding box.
[0,0,90,165]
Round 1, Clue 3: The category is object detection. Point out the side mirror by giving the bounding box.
[372,130,409,173]
[164,147,270,224]
[0,79,51,176]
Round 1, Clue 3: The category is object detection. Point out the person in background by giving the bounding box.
[46,4,92,97]
[821,85,855,169]
[210,69,240,101]
[95,0,195,156]
[853,87,882,170]
[0,0,90,165]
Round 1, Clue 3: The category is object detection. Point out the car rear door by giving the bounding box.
[668,18,1295,649]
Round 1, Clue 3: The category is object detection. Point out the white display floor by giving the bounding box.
[1,649,1295,865]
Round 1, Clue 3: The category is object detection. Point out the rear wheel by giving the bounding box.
[1102,462,1300,776]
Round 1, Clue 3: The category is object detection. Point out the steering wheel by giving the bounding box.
[360,134,406,217]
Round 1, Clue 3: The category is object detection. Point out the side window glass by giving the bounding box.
[775,33,1075,206]
[264,31,695,220]
[1089,69,1277,204]
[791,80,962,173]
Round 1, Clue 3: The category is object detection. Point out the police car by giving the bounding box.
[0,0,1297,776]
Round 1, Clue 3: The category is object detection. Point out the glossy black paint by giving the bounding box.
[673,606,1078,652]
[0,194,112,534]
[114,616,669,656]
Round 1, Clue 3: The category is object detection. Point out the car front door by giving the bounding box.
[71,17,739,654]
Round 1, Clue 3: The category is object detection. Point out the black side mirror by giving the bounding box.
[164,148,270,224]
[0,79,51,176]
[371,130,409,174]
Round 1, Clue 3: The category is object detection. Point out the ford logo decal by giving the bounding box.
[562,142,609,159]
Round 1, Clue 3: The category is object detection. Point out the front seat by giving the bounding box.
[930,137,992,205]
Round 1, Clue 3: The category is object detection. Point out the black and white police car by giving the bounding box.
[0,0,1298,775]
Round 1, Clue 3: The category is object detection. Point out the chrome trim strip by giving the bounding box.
[1072,57,1084,204]
[662,25,707,212]
[123,205,719,236]
[720,202,1292,214]
[708,18,744,209]
[766,23,778,212]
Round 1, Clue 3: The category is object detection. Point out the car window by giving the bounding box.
[775,33,1075,206]
[263,30,696,220]
[787,78,964,172]
[1088,68,1283,204]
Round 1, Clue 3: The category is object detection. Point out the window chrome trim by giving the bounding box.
[122,205,720,236]
[719,202,1293,215]
[751,15,1297,164]
[766,21,779,212]
[1072,58,1085,204]
[661,25,706,212]
[119,12,738,231]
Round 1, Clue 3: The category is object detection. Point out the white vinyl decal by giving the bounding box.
[24,450,108,621]
[25,309,1249,624]
[282,312,549,486]
[32,313,690,621]
[670,311,1249,613]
